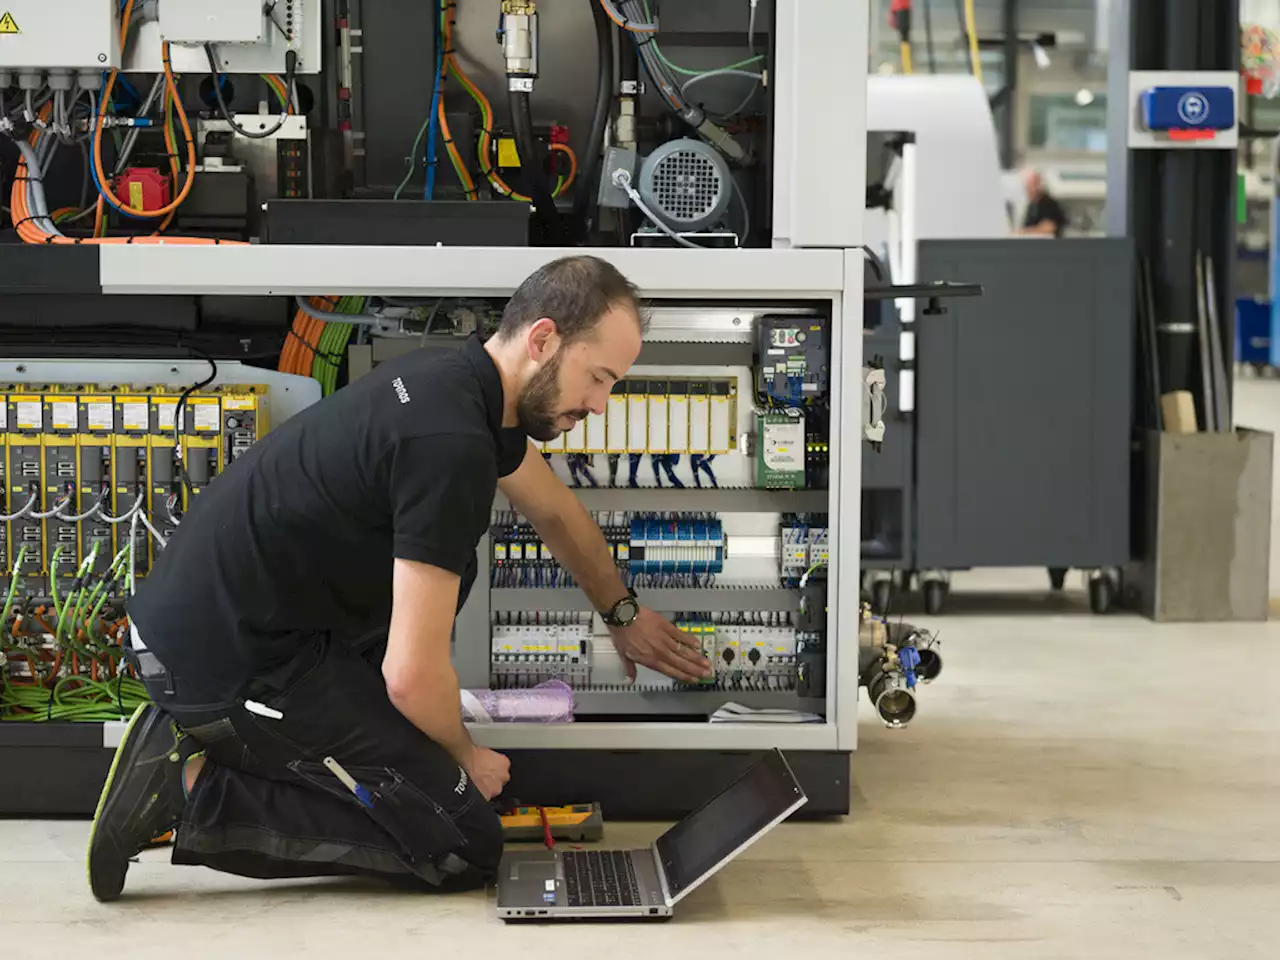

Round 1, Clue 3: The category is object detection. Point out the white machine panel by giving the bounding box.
[0,0,118,71]
[124,0,321,74]
[162,0,264,45]
[865,75,1008,241]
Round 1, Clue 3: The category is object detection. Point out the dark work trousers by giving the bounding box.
[129,628,502,890]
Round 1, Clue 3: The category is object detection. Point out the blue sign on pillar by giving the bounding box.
[1140,86,1236,133]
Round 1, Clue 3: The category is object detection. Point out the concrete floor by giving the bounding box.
[3,381,1279,958]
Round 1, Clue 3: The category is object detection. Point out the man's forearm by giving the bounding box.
[384,663,475,768]
[534,499,629,611]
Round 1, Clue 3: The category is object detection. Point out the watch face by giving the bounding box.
[615,597,640,625]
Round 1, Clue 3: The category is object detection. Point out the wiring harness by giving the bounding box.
[393,0,577,204]
[1,0,257,245]
[605,0,754,164]
[1,541,147,722]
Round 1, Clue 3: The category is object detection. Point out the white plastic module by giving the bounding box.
[161,0,264,45]
[0,1,118,71]
[606,393,628,453]
[123,0,322,74]
[668,393,690,451]
[585,411,607,452]
[709,392,733,453]
[627,392,648,451]
[563,418,587,453]
[648,391,669,453]
[689,393,711,452]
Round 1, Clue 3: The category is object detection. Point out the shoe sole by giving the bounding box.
[86,703,160,902]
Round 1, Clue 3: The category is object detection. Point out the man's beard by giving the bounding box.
[516,352,587,441]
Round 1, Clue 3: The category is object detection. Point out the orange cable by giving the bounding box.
[550,143,577,194]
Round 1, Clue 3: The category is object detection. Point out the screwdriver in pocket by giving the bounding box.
[323,756,376,809]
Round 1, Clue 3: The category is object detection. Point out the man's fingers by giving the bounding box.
[630,647,698,684]
[665,622,702,648]
[663,632,712,670]
[656,647,708,684]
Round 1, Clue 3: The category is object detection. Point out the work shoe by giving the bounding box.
[87,703,195,902]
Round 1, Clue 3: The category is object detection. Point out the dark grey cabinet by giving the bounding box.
[913,239,1134,570]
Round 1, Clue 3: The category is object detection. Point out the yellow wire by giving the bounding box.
[900,41,913,74]
[963,0,983,83]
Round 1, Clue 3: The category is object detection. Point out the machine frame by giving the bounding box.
[0,0,870,816]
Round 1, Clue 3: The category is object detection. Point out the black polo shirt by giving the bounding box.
[128,335,528,696]
[1024,193,1068,238]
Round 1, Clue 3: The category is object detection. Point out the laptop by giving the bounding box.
[496,748,807,921]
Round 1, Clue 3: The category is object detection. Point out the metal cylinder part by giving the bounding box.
[916,647,943,683]
[867,668,917,728]
[502,12,537,78]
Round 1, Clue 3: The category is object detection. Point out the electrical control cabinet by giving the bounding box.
[470,303,839,730]
[0,1,120,72]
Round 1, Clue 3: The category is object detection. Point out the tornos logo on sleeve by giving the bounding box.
[392,377,411,404]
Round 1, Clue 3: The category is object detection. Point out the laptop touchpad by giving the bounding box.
[511,860,558,881]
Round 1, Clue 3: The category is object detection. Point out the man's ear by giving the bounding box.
[526,317,559,362]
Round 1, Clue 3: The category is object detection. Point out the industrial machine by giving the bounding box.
[0,1,968,818]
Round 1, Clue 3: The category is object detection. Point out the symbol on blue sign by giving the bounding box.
[1177,92,1210,125]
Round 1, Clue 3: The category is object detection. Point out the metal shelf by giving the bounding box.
[495,487,828,512]
[490,587,799,612]
[571,689,821,716]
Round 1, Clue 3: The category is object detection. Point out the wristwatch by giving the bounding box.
[600,588,640,628]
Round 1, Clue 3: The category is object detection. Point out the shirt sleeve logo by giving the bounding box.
[392,377,412,404]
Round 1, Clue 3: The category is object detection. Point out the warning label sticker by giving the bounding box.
[0,12,21,34]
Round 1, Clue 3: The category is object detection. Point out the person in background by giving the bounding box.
[1018,169,1068,238]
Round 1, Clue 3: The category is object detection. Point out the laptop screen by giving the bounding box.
[654,749,807,900]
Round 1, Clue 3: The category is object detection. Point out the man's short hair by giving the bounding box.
[496,255,647,344]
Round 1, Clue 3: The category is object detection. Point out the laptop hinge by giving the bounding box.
[651,843,674,907]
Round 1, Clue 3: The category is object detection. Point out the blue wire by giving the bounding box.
[423,0,445,199]
[115,75,142,104]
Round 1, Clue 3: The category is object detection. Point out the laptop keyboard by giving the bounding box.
[562,850,641,908]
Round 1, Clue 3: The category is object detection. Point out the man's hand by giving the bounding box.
[463,746,511,801]
[610,606,714,683]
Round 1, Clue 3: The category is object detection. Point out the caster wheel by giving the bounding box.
[871,580,893,615]
[1048,567,1068,591]
[1088,576,1115,614]
[923,580,947,615]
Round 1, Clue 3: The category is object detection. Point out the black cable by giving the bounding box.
[922,0,937,73]
[508,89,560,231]
[205,45,297,139]
[574,0,614,231]
[173,353,218,502]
